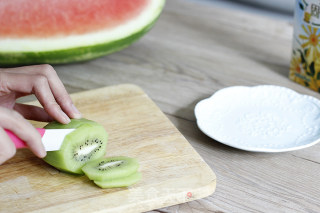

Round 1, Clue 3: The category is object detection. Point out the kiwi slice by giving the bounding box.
[43,118,108,174]
[82,156,139,181]
[94,172,142,188]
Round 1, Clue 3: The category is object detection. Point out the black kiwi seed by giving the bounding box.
[95,160,125,171]
[73,138,104,162]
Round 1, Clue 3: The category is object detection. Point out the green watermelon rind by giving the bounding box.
[0,1,164,67]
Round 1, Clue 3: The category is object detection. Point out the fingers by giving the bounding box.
[1,65,81,120]
[38,65,82,119]
[14,103,54,122]
[0,127,16,165]
[1,72,71,124]
[0,107,46,161]
[33,75,72,124]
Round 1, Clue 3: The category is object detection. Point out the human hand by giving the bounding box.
[0,64,81,164]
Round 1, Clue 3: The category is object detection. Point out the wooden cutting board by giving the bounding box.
[0,84,216,213]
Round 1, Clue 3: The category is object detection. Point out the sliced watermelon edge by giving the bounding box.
[0,19,157,67]
[0,0,165,66]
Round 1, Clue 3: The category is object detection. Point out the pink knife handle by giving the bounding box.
[5,128,45,149]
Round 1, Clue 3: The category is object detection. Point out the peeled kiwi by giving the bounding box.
[43,118,108,174]
[82,156,139,181]
[94,172,142,188]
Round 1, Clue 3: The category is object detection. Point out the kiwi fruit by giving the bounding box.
[82,156,139,181]
[94,172,142,188]
[43,118,108,174]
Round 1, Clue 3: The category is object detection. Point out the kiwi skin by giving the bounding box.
[44,118,99,129]
[94,172,142,188]
[43,118,108,174]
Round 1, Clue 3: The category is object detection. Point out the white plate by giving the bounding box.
[195,85,320,152]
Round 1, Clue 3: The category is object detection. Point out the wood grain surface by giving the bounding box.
[0,84,216,213]
[14,0,320,212]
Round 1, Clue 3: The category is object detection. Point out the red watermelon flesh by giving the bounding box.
[0,0,148,38]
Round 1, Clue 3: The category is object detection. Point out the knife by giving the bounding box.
[5,128,75,151]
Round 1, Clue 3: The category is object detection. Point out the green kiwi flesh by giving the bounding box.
[43,118,108,174]
[82,156,139,181]
[94,172,142,188]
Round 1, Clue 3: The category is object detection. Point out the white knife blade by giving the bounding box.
[7,128,75,151]
[41,129,75,151]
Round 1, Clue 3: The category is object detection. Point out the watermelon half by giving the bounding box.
[0,0,165,66]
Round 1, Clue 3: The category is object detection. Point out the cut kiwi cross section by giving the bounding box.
[73,138,104,162]
[82,156,141,188]
[42,119,141,188]
[43,118,108,174]
[94,172,142,188]
[82,156,139,181]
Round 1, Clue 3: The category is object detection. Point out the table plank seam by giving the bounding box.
[291,155,320,165]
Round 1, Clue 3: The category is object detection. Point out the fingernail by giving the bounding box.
[71,104,82,119]
[60,111,71,124]
[39,149,47,158]
[38,138,47,158]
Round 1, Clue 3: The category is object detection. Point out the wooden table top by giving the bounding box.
[20,0,320,212]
